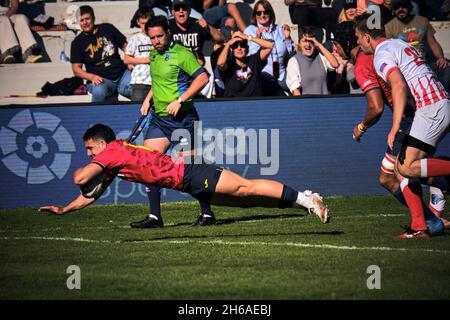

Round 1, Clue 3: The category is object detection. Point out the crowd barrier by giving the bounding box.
[1,95,449,209]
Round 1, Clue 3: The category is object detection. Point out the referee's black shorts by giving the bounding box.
[182,163,223,197]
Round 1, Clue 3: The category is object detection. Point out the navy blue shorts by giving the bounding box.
[182,162,223,197]
[144,108,199,149]
[386,116,413,156]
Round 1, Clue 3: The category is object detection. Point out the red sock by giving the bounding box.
[424,158,450,177]
[401,180,427,231]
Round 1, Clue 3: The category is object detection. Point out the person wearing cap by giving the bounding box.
[170,0,224,67]
[385,0,450,90]
[338,0,359,23]
[338,0,385,23]
[169,0,224,98]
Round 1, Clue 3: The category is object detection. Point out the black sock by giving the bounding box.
[428,176,450,192]
[278,185,299,208]
[199,200,214,216]
[197,193,214,217]
[392,187,407,207]
[146,185,162,220]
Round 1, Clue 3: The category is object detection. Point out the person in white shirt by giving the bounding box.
[124,7,154,101]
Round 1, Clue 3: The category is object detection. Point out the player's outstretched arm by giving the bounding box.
[38,194,96,216]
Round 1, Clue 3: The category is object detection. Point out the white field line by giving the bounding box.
[1,236,449,254]
[0,213,405,233]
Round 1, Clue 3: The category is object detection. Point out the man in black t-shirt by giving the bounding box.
[70,5,131,102]
[169,0,224,66]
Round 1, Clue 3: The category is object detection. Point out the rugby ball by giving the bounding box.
[80,171,110,199]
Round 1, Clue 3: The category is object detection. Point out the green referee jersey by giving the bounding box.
[150,43,206,116]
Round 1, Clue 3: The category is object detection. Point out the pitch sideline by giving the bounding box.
[1,236,450,254]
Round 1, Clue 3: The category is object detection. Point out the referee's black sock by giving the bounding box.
[278,185,299,208]
[146,185,162,220]
[199,200,214,217]
[197,193,214,217]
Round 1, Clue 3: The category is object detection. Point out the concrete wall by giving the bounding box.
[1,1,450,104]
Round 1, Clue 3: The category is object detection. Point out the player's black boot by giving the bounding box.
[130,216,164,228]
[192,214,216,226]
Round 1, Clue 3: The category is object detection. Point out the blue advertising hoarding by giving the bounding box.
[0,96,448,209]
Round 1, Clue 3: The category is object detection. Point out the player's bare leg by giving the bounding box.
[214,169,329,223]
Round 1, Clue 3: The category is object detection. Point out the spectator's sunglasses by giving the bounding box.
[255,10,269,17]
[231,40,248,49]
[173,4,190,12]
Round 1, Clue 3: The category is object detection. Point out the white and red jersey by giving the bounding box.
[374,38,448,109]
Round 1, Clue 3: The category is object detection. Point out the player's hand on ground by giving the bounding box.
[90,75,104,85]
[352,124,363,142]
[167,100,182,116]
[38,206,65,215]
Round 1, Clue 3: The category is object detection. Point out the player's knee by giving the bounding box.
[396,162,414,179]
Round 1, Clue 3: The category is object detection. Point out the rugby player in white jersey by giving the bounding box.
[355,14,450,239]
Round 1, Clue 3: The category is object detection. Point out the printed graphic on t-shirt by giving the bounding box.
[236,66,253,83]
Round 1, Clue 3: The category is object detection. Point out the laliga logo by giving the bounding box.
[0,109,76,184]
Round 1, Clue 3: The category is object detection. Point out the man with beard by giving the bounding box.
[385,0,450,90]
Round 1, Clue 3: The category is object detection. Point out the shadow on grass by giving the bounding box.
[167,213,308,228]
[121,230,344,243]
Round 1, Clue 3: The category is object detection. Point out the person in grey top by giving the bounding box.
[286,26,338,96]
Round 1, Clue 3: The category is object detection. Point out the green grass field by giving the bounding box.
[1,195,449,300]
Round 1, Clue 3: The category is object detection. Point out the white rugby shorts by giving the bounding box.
[409,99,450,147]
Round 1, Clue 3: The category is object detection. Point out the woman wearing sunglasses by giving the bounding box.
[243,0,295,96]
[216,31,274,98]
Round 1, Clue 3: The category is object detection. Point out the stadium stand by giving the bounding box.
[1,0,450,105]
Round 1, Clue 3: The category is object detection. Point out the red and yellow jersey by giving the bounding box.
[92,139,185,190]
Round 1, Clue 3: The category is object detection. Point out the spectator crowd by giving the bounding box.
[1,0,450,100]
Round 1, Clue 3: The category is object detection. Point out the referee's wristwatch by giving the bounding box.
[177,97,184,104]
